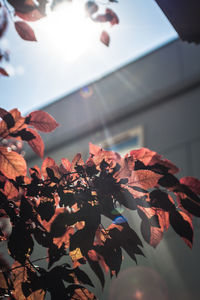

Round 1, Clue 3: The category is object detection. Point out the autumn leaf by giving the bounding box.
[16,9,45,22]
[27,128,44,158]
[131,148,179,174]
[128,170,162,190]
[3,180,18,199]
[94,8,119,26]
[89,143,101,156]
[15,21,37,41]
[65,284,97,300]
[25,110,59,132]
[0,147,27,179]
[41,157,56,179]
[100,31,110,47]
[169,210,193,248]
[180,177,200,195]
[61,158,71,171]
[12,262,45,300]
[0,67,9,76]
[0,108,26,138]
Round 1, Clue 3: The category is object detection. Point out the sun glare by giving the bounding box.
[33,2,101,62]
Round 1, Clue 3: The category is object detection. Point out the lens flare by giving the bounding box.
[109,266,169,300]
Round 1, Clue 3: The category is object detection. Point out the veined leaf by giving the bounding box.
[0,147,27,179]
[26,110,59,132]
[129,170,162,190]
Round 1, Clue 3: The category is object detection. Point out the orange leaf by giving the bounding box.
[128,170,162,190]
[3,180,18,199]
[61,158,71,171]
[11,262,45,300]
[15,21,37,41]
[179,211,193,248]
[89,143,101,156]
[180,176,200,195]
[0,147,27,179]
[68,286,96,300]
[41,157,56,179]
[27,128,44,158]
[26,110,59,132]
[0,108,26,138]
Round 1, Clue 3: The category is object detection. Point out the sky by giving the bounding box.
[0,0,177,114]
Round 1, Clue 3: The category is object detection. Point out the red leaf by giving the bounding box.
[0,68,9,76]
[0,147,27,179]
[100,31,110,47]
[130,148,179,174]
[94,9,119,26]
[130,148,161,166]
[0,108,26,138]
[138,206,167,248]
[180,177,200,195]
[16,9,45,22]
[105,8,119,26]
[61,158,71,171]
[27,128,44,158]
[26,110,59,132]
[0,108,9,118]
[128,170,162,190]
[3,180,18,199]
[89,143,101,156]
[14,21,37,41]
[41,157,56,179]
[179,211,193,248]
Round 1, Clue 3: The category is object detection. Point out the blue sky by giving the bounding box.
[0,0,177,114]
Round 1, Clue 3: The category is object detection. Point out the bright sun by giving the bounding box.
[33,1,101,62]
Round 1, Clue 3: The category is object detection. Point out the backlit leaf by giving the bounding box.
[3,180,18,199]
[12,262,45,300]
[15,21,37,41]
[129,170,162,190]
[180,177,200,195]
[100,31,110,47]
[27,128,44,158]
[26,110,59,132]
[41,157,56,179]
[169,210,193,248]
[0,147,27,179]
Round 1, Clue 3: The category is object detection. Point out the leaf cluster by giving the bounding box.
[0,107,200,299]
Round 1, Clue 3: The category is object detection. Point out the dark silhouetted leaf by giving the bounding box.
[37,201,55,222]
[73,267,94,287]
[27,128,44,158]
[180,177,200,195]
[150,189,175,211]
[169,210,193,248]
[48,243,66,268]
[0,68,9,76]
[8,223,34,263]
[158,173,179,188]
